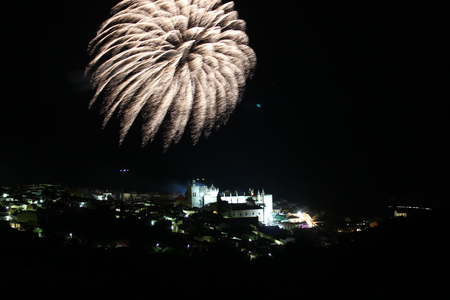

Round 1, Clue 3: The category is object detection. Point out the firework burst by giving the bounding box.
[86,0,256,149]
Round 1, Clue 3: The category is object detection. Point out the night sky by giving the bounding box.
[3,1,449,211]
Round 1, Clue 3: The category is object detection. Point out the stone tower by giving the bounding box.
[186,179,218,208]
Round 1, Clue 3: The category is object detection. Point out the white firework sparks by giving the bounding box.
[86,0,256,149]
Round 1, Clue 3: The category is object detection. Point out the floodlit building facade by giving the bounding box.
[186,180,273,225]
[186,180,220,208]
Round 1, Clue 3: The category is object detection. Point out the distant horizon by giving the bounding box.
[2,178,445,218]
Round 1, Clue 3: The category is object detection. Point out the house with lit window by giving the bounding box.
[394,210,407,217]
[0,212,11,221]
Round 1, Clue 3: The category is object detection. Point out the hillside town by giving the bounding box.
[1,181,435,255]
[1,181,443,298]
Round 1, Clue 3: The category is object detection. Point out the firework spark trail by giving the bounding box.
[86,0,256,149]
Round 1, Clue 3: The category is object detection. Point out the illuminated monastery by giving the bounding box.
[186,180,273,225]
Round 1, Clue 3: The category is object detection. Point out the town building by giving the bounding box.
[394,210,407,217]
[228,204,264,223]
[185,180,273,225]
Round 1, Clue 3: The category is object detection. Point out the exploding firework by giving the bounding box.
[86,0,256,149]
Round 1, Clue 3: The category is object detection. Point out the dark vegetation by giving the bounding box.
[0,205,446,298]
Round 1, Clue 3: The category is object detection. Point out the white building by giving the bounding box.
[228,204,264,223]
[186,180,219,208]
[186,180,273,225]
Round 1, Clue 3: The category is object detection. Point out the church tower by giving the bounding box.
[186,180,205,208]
[186,179,218,208]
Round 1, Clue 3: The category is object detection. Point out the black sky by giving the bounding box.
[3,1,449,211]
